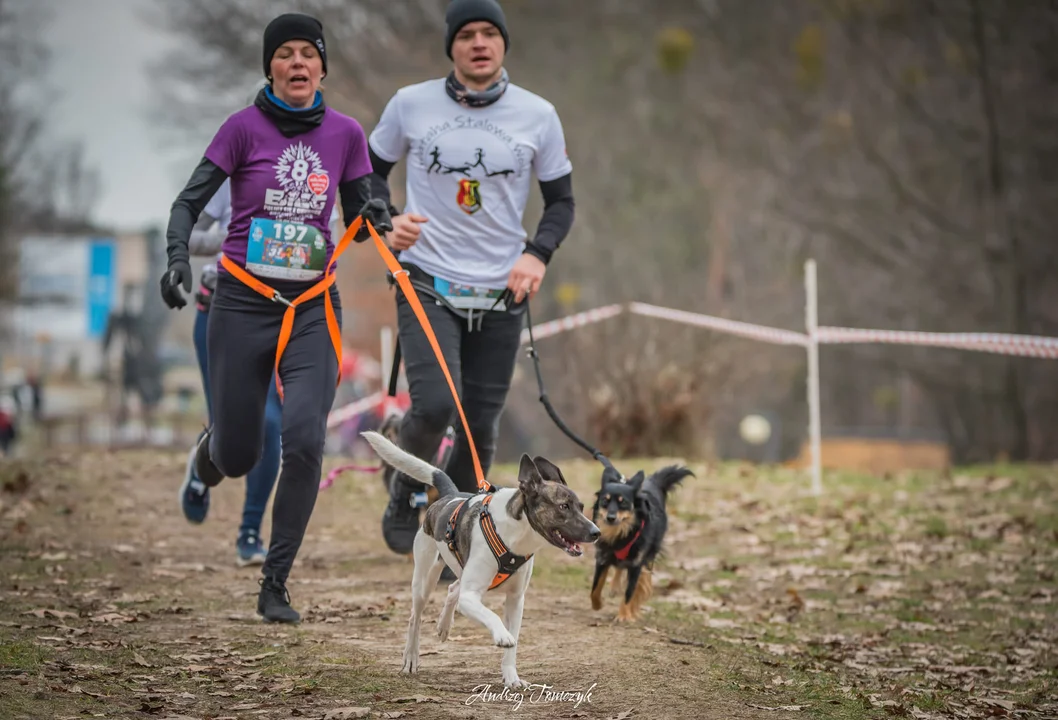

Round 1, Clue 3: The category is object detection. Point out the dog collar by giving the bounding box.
[613,519,645,561]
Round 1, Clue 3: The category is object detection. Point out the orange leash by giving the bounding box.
[219,214,490,494]
[219,215,364,403]
[366,223,491,493]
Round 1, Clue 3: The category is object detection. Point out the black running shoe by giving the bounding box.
[382,476,424,555]
[257,576,300,624]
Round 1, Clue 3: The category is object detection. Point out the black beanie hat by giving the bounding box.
[445,0,509,60]
[263,13,328,78]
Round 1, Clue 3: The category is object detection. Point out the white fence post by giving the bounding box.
[805,260,823,496]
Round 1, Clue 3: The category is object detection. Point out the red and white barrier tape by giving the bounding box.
[325,305,1058,430]
[628,302,810,347]
[518,303,624,344]
[817,326,1058,359]
[326,391,385,429]
[320,460,382,490]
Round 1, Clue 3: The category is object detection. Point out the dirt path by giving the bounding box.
[1,450,1055,719]
[0,449,790,720]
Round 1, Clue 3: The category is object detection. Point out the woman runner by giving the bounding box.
[159,12,392,623]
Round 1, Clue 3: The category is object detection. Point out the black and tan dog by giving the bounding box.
[590,464,694,621]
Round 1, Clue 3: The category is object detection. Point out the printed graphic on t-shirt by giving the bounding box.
[456,178,481,214]
[417,116,527,215]
[263,141,330,222]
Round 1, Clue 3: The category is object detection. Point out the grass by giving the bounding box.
[1,450,1056,719]
[923,515,949,539]
[0,640,49,673]
[530,557,588,590]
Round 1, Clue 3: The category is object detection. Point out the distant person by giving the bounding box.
[26,372,43,422]
[0,397,17,457]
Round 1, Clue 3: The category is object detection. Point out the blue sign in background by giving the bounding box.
[86,238,115,338]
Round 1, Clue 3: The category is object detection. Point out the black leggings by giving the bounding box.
[207,272,341,582]
[393,275,524,494]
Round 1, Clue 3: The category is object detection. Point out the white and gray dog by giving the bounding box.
[361,430,600,689]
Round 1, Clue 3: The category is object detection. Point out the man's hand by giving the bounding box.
[388,213,428,251]
[507,253,546,303]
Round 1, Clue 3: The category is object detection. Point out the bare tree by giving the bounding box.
[145,0,447,146]
[145,0,1058,462]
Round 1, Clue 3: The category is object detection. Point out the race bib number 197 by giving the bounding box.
[246,217,327,280]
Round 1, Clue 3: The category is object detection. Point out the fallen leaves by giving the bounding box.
[302,598,399,624]
[226,701,262,710]
[90,611,139,624]
[322,709,371,720]
[652,466,1058,719]
[22,608,78,620]
[1,468,31,494]
[63,684,108,699]
[239,651,278,662]
[2,450,1055,720]
[668,637,706,647]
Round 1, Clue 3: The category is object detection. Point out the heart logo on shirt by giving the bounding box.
[307,173,330,196]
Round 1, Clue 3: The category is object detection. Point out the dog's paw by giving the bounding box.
[503,669,529,689]
[400,654,419,674]
[591,595,603,611]
[493,629,517,648]
[437,620,451,642]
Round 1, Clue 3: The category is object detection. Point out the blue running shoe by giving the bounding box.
[179,431,210,524]
[236,529,267,567]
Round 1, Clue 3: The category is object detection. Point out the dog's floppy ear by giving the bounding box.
[531,456,567,486]
[517,454,544,496]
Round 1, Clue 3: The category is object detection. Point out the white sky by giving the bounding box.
[40,0,197,233]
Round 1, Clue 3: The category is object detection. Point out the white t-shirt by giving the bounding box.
[368,78,572,289]
[204,178,233,233]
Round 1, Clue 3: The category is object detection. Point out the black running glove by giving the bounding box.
[355,198,394,242]
[160,241,193,309]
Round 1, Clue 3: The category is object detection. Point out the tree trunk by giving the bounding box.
[970,0,1031,460]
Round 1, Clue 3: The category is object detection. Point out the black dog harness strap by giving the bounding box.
[480,494,533,590]
[444,493,532,590]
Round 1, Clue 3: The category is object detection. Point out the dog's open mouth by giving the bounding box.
[550,529,583,557]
